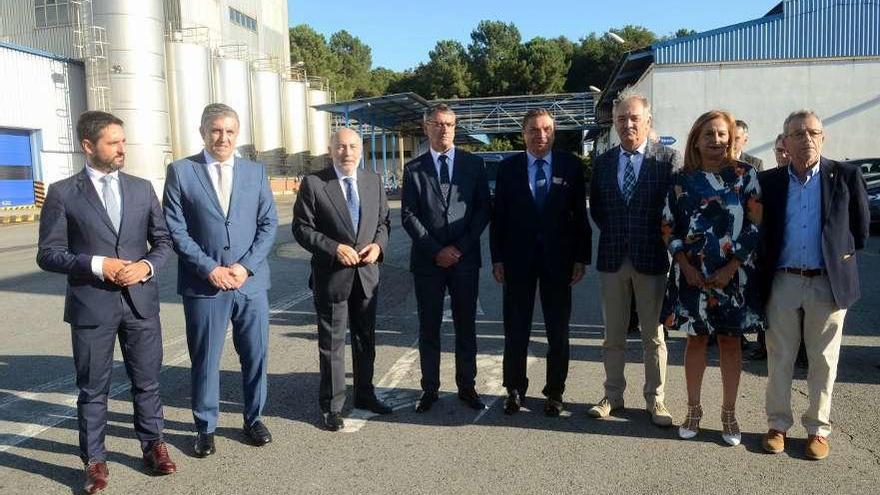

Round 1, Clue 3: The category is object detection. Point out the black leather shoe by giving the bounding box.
[503,390,523,415]
[322,412,344,431]
[458,389,486,410]
[544,397,563,417]
[243,420,272,446]
[354,395,392,415]
[193,432,215,458]
[414,391,439,413]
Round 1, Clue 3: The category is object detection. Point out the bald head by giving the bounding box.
[330,127,363,175]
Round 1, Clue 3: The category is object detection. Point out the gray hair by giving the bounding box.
[423,103,456,123]
[783,109,821,135]
[330,126,362,147]
[612,86,652,118]
[200,103,239,130]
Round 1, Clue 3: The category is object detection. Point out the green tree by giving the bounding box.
[417,40,472,99]
[565,25,657,92]
[289,24,339,79]
[357,67,402,98]
[328,30,373,100]
[520,37,570,94]
[468,20,523,96]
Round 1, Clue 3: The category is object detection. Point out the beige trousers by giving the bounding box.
[765,272,846,437]
[598,259,668,405]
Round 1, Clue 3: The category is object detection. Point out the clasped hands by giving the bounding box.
[677,255,740,290]
[336,243,381,267]
[208,263,249,291]
[102,258,151,287]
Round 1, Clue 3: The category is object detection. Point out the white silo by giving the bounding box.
[307,85,331,163]
[212,51,254,157]
[165,36,212,159]
[251,65,283,154]
[282,79,309,172]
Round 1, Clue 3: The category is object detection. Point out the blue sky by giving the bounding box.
[288,0,779,71]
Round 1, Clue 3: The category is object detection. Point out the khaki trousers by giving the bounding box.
[766,272,846,437]
[598,259,668,405]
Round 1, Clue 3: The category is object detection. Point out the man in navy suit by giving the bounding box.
[163,103,278,456]
[401,104,491,413]
[587,90,680,426]
[293,127,392,431]
[490,108,591,417]
[759,110,869,460]
[38,111,176,494]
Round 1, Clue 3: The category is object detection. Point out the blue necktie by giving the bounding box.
[622,152,637,204]
[534,159,548,211]
[438,154,450,202]
[344,176,359,233]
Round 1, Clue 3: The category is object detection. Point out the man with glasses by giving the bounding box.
[757,110,870,460]
[401,104,491,412]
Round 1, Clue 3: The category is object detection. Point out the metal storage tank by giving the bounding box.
[165,41,211,158]
[281,80,309,155]
[212,56,254,155]
[251,68,283,152]
[92,0,171,188]
[307,87,330,158]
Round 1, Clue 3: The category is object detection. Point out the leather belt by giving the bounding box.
[780,267,825,277]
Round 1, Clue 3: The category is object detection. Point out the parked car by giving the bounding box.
[867,173,880,232]
[848,157,880,175]
[473,151,520,198]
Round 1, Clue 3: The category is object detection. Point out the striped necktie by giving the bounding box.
[621,152,637,204]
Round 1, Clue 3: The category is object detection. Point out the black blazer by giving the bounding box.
[590,142,682,275]
[37,170,172,325]
[400,149,490,274]
[758,157,870,309]
[490,150,591,282]
[292,166,390,302]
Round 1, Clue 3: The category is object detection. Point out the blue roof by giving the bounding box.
[653,0,880,64]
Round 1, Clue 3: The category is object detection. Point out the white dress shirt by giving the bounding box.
[429,146,455,183]
[333,164,358,201]
[203,149,235,208]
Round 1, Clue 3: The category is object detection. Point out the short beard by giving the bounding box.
[91,157,123,173]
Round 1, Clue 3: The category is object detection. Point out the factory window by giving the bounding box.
[229,7,257,32]
[35,0,71,28]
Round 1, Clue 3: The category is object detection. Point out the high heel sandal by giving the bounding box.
[721,407,741,446]
[678,403,702,439]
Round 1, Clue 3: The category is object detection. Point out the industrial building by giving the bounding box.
[0,0,331,206]
[595,0,880,165]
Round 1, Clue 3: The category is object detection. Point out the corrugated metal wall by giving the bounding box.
[655,0,880,64]
[0,0,76,59]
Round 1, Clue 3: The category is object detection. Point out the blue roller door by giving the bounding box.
[0,129,35,207]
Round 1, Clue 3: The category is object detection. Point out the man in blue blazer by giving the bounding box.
[163,103,278,456]
[587,90,680,426]
[401,104,491,412]
[490,108,591,417]
[38,111,176,494]
[759,110,870,460]
[293,127,392,431]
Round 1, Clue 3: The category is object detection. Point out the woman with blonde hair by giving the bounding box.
[661,110,763,446]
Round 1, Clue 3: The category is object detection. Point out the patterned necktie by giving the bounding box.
[621,152,637,204]
[534,158,549,211]
[344,176,360,233]
[217,163,232,215]
[101,175,120,232]
[438,154,450,202]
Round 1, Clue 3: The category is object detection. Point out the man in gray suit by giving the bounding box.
[734,119,765,170]
[293,127,392,431]
[401,104,491,412]
[163,103,278,456]
[38,111,176,494]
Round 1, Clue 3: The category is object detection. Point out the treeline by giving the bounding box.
[289,21,696,100]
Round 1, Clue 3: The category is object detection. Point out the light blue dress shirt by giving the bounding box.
[616,139,647,192]
[778,162,824,269]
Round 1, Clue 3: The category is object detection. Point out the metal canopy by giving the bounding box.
[312,92,432,133]
[595,48,654,125]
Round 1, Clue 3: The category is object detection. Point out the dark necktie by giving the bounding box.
[534,158,548,211]
[439,154,450,202]
[344,176,359,232]
[621,152,637,204]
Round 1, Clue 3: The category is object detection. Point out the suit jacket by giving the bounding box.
[292,166,390,302]
[741,152,764,171]
[37,169,172,325]
[758,157,870,309]
[163,153,278,298]
[590,141,682,275]
[490,150,591,282]
[400,149,490,274]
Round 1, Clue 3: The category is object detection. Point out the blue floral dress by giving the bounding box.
[660,161,763,336]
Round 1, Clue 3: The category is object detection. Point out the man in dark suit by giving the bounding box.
[734,119,765,170]
[163,103,278,456]
[587,90,681,426]
[293,127,392,431]
[401,104,491,413]
[759,110,869,460]
[37,111,176,494]
[490,108,591,416]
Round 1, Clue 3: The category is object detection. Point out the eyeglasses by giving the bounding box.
[774,148,786,153]
[427,121,456,129]
[786,129,824,139]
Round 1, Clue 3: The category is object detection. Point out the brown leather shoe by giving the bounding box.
[805,435,830,460]
[83,461,109,494]
[143,441,177,475]
[762,429,786,454]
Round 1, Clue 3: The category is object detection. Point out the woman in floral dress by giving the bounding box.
[661,110,763,446]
